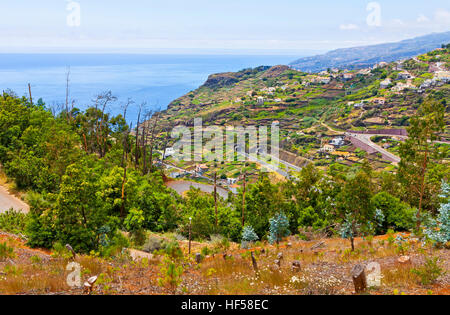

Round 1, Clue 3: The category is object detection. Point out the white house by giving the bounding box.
[257,96,265,106]
[330,137,345,147]
[164,147,175,158]
[380,78,392,89]
[435,71,450,83]
[398,71,413,80]
[320,144,335,153]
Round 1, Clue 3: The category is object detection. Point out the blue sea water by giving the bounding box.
[0,54,298,123]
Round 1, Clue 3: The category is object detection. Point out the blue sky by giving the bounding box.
[1,0,449,54]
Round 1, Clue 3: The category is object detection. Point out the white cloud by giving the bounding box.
[339,24,359,31]
[417,14,429,23]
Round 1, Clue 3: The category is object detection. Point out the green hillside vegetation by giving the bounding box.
[160,47,450,172]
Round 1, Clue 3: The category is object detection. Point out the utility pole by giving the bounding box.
[28,83,33,105]
[242,171,246,227]
[188,217,192,255]
[214,172,218,229]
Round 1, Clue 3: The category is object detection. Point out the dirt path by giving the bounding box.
[0,184,29,214]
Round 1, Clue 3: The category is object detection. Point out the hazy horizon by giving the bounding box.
[2,0,449,54]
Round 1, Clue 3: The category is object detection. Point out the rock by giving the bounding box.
[195,253,203,264]
[277,252,284,260]
[65,244,76,259]
[398,256,411,264]
[84,276,98,295]
[287,242,292,248]
[351,264,367,294]
[291,260,301,272]
[87,275,98,285]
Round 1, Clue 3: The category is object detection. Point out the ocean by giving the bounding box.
[0,54,298,123]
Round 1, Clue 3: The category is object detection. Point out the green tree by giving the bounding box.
[337,167,375,251]
[397,98,446,227]
[268,212,290,244]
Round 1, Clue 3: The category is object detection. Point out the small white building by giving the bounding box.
[320,144,335,153]
[164,147,175,158]
[257,96,265,106]
[380,78,392,89]
[330,137,345,147]
[398,72,413,80]
[435,71,450,83]
[227,178,238,185]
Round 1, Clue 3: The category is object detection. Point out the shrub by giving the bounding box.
[268,212,290,244]
[0,209,29,234]
[158,255,184,294]
[241,225,259,249]
[424,182,449,245]
[0,242,14,260]
[164,241,183,261]
[124,208,146,246]
[411,257,445,285]
[142,236,167,254]
[99,232,130,258]
[371,192,415,233]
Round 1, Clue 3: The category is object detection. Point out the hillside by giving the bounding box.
[289,32,450,72]
[161,46,450,173]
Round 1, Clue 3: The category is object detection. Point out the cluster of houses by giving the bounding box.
[348,97,386,109]
[319,136,346,153]
[378,51,450,93]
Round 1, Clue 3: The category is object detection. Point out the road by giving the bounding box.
[345,132,401,163]
[0,185,29,214]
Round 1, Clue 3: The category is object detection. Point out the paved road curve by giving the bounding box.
[0,185,29,214]
[346,132,401,163]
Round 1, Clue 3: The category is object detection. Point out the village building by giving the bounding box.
[435,71,450,83]
[195,164,209,175]
[227,178,238,185]
[320,144,335,153]
[342,73,355,81]
[256,96,265,106]
[371,97,386,105]
[164,147,175,158]
[330,137,345,147]
[398,71,413,80]
[380,78,392,89]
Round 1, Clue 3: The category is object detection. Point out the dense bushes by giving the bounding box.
[0,92,446,254]
[371,192,415,233]
[0,209,28,234]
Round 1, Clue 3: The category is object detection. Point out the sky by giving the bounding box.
[1,0,450,54]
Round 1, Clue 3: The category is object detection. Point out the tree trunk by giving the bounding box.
[214,172,218,229]
[148,112,160,173]
[28,83,33,105]
[351,264,367,294]
[251,251,259,275]
[242,171,246,227]
[135,107,142,169]
[417,146,429,229]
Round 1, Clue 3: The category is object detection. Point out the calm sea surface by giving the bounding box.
[0,54,298,123]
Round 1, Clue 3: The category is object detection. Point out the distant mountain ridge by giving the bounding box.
[290,31,450,72]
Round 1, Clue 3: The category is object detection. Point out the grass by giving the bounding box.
[0,231,447,295]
